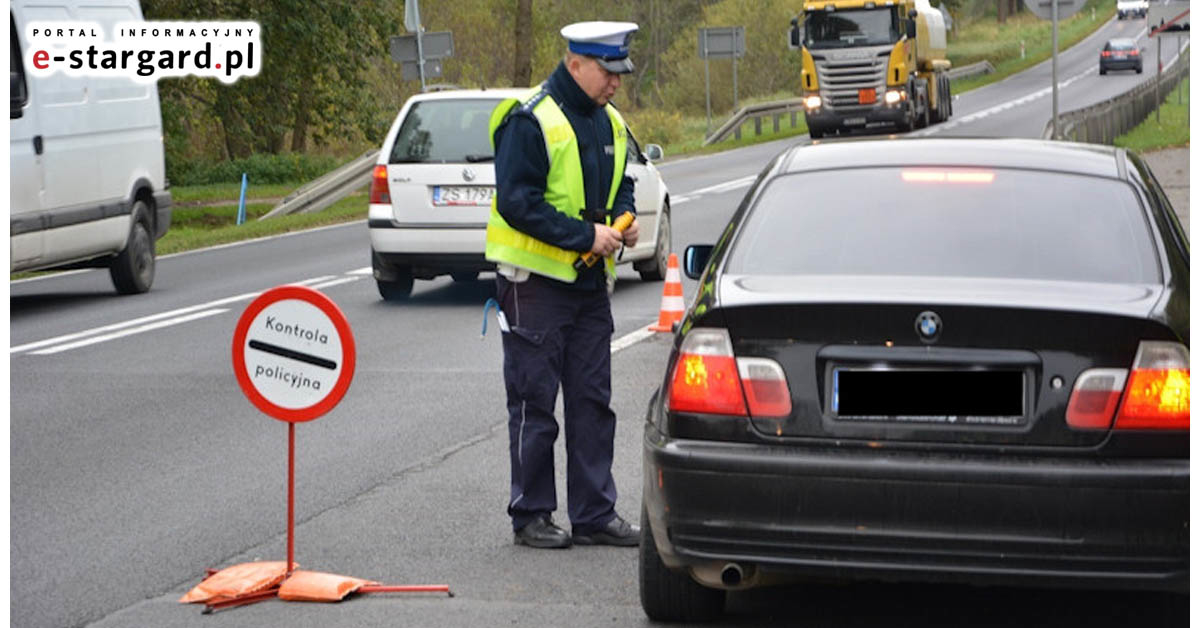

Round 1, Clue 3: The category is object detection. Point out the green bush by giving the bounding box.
[625,109,687,147]
[168,153,341,186]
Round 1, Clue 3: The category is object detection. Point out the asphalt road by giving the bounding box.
[9,16,1189,628]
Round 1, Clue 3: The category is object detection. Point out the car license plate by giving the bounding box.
[432,185,495,206]
[831,368,1025,426]
[843,117,867,126]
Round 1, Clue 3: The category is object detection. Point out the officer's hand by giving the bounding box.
[622,218,640,248]
[591,224,623,257]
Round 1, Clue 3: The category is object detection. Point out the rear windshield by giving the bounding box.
[727,168,1160,284]
[389,99,500,164]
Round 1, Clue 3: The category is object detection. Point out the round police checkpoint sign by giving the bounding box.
[232,285,356,423]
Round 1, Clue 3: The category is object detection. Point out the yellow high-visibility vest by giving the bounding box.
[485,87,627,283]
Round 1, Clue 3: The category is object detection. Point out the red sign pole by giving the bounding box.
[288,422,296,576]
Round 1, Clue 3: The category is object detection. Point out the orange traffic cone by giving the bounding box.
[649,253,685,333]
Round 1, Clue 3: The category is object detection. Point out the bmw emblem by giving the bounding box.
[462,167,476,182]
[915,310,942,343]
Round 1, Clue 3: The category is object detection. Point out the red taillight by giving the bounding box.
[1115,342,1190,430]
[666,329,792,418]
[668,353,746,415]
[1066,368,1127,429]
[1130,49,1140,56]
[369,165,390,204]
[1102,50,1112,57]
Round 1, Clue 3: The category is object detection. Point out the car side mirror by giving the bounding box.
[684,244,714,280]
[11,71,25,119]
[644,143,664,162]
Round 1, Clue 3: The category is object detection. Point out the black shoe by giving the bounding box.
[572,515,640,547]
[514,515,572,549]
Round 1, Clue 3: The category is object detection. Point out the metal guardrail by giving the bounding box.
[1046,43,1189,143]
[259,149,380,220]
[946,60,995,82]
[702,61,991,146]
[702,98,806,146]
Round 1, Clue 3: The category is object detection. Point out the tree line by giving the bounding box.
[147,0,992,169]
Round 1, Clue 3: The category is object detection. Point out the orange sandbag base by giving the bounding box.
[181,563,452,613]
[278,570,377,601]
[179,561,295,605]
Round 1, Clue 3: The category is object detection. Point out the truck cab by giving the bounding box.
[790,0,952,138]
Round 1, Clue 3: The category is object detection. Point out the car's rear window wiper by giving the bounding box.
[465,154,494,163]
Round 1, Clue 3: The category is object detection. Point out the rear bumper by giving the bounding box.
[643,428,1188,592]
[1101,58,1143,71]
[372,249,493,279]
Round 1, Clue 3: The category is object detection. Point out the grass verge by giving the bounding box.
[1113,78,1190,152]
[157,189,368,256]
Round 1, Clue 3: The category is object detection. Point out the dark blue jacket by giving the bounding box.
[493,62,636,290]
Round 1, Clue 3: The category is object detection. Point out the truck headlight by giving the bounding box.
[804,95,822,110]
[884,90,903,105]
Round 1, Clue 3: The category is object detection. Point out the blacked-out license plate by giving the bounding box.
[832,368,1025,426]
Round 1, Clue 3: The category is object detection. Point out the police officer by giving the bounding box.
[487,21,642,549]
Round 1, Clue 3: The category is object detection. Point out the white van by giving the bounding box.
[10,0,171,294]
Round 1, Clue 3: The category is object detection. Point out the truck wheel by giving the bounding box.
[635,207,671,281]
[109,199,155,295]
[639,507,725,622]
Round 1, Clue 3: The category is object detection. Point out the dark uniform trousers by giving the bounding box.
[497,273,617,534]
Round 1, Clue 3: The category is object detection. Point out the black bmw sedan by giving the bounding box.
[639,138,1188,622]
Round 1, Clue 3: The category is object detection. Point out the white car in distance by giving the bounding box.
[368,88,672,301]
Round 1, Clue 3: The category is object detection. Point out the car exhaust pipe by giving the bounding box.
[720,563,744,586]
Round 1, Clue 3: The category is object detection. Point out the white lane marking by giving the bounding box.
[12,273,355,355]
[673,195,695,205]
[611,325,658,354]
[347,267,373,275]
[30,309,230,355]
[292,276,336,286]
[10,291,261,354]
[308,276,361,290]
[684,175,757,197]
[914,65,1097,136]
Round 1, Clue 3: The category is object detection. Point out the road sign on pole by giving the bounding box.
[233,285,356,423]
[390,31,455,62]
[698,26,746,135]
[231,284,356,579]
[1024,0,1082,139]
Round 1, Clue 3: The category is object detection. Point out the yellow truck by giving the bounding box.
[788,0,952,138]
